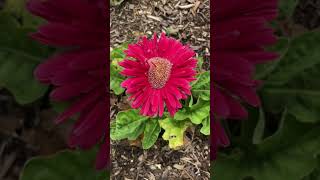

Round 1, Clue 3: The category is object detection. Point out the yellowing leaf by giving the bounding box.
[159,118,190,149]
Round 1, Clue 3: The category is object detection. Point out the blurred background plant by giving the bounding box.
[213,0,320,180]
[0,0,108,179]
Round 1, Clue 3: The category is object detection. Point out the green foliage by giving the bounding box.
[174,98,210,125]
[279,0,299,19]
[261,31,320,123]
[3,0,44,28]
[174,71,210,136]
[302,157,320,180]
[255,37,290,79]
[0,13,50,104]
[111,109,162,149]
[20,149,108,180]
[196,56,204,72]
[200,117,210,135]
[142,119,161,149]
[111,109,148,140]
[110,65,125,95]
[213,111,320,180]
[214,6,320,177]
[110,44,127,95]
[191,71,210,101]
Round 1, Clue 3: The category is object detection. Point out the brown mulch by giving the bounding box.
[293,0,320,29]
[111,131,210,180]
[110,0,210,56]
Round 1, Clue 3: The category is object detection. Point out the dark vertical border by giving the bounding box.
[106,0,111,176]
[210,0,214,178]
[209,0,215,179]
[210,0,213,148]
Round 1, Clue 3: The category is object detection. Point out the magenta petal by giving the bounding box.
[95,141,109,170]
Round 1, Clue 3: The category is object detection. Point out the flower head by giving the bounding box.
[27,0,108,169]
[119,33,197,117]
[212,0,278,158]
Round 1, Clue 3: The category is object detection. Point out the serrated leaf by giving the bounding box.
[174,98,210,125]
[200,117,210,135]
[20,149,108,180]
[265,32,320,85]
[110,64,125,95]
[213,111,320,180]
[191,71,210,101]
[159,118,190,149]
[110,44,127,95]
[255,37,290,79]
[111,109,148,140]
[0,13,49,104]
[261,31,320,122]
[142,119,161,149]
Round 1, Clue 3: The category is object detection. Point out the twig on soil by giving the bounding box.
[192,1,201,16]
[178,4,195,9]
[183,169,195,180]
[174,1,181,8]
[147,15,162,22]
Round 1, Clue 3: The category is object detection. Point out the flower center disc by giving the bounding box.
[147,57,172,89]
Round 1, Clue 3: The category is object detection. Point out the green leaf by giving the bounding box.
[3,0,45,28]
[252,108,266,144]
[255,37,290,79]
[279,0,299,19]
[111,109,148,140]
[174,98,210,125]
[191,71,210,101]
[0,13,49,104]
[266,32,320,85]
[110,64,125,95]
[188,95,194,108]
[196,56,203,71]
[110,44,128,62]
[200,117,210,135]
[20,149,108,180]
[213,111,320,180]
[142,118,161,149]
[302,157,320,180]
[159,118,190,149]
[261,31,320,122]
[110,44,128,95]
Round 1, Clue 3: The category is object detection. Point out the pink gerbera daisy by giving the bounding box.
[119,33,197,117]
[212,0,278,158]
[27,0,109,169]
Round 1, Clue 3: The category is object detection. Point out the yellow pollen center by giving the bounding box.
[147,57,172,89]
